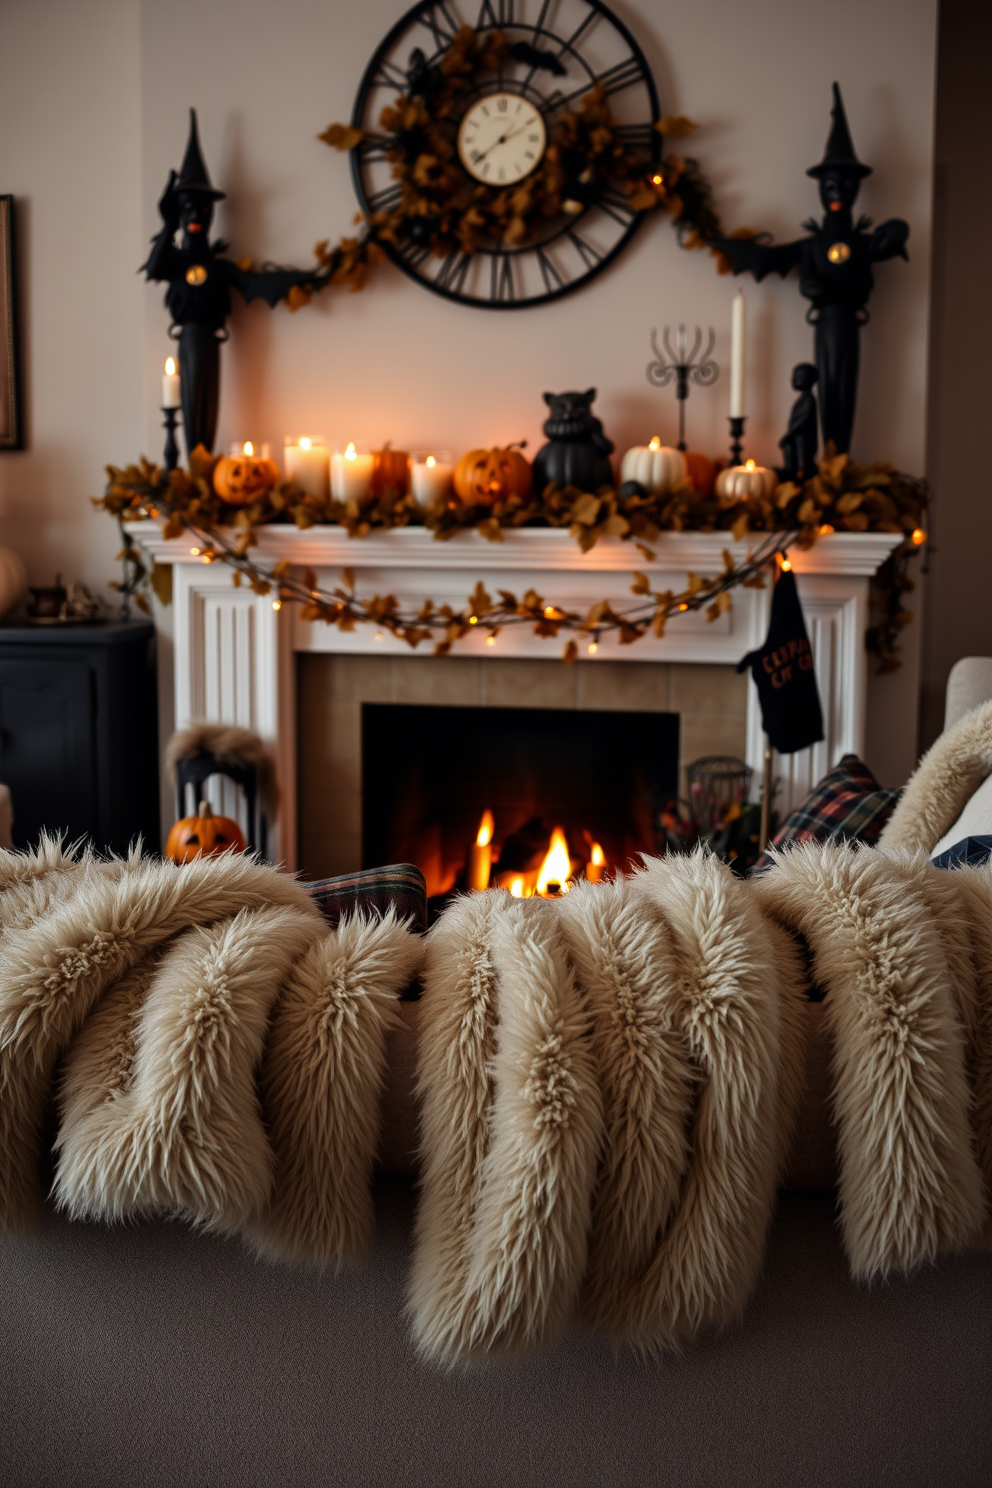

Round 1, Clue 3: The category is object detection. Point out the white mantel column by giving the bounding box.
[172,563,296,867]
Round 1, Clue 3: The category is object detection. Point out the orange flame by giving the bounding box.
[242,441,254,456]
[590,842,605,866]
[476,809,494,847]
[508,875,525,898]
[537,826,572,896]
[164,356,176,376]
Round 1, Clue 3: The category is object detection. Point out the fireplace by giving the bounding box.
[362,702,679,900]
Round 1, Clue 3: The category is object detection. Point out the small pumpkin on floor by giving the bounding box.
[165,800,246,862]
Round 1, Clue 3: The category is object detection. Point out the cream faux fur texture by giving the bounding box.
[879,700,992,855]
[409,892,603,1363]
[572,854,807,1350]
[254,911,423,1267]
[753,843,988,1276]
[2,843,427,1267]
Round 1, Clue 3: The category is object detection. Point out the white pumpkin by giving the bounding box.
[0,547,27,618]
[715,461,778,505]
[620,439,688,496]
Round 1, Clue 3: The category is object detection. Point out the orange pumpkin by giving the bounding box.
[165,800,247,863]
[213,454,280,505]
[372,447,411,495]
[684,451,716,499]
[453,445,532,505]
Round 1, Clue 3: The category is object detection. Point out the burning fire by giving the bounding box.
[476,810,494,847]
[590,842,604,867]
[508,876,525,897]
[536,826,572,896]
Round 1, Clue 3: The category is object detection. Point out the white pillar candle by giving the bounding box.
[331,442,375,502]
[162,356,180,409]
[729,287,746,419]
[411,452,454,508]
[284,437,330,501]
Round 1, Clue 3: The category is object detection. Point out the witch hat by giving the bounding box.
[807,83,872,180]
[175,108,226,200]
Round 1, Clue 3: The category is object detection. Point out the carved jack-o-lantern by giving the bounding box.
[165,800,247,863]
[213,450,281,506]
[453,445,533,505]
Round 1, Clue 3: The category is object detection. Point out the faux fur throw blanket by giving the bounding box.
[4,836,991,1366]
[410,849,992,1363]
[0,841,422,1264]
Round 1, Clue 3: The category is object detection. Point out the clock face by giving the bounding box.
[457,93,547,185]
[349,0,660,309]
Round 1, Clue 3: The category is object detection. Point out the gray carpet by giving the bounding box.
[2,1182,990,1488]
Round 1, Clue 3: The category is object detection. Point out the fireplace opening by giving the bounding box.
[362,703,679,902]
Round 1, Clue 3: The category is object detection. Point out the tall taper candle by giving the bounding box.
[162,356,180,409]
[729,287,746,419]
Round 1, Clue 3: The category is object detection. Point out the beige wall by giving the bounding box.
[0,0,144,587]
[1,0,938,784]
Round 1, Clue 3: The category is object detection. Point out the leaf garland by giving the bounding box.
[94,446,927,667]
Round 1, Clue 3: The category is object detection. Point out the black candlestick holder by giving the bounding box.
[646,325,718,451]
[162,406,180,473]
[728,416,745,466]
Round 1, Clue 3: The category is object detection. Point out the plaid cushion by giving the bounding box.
[750,755,901,876]
[304,863,427,934]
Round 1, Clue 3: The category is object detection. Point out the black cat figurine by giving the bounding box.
[531,389,615,495]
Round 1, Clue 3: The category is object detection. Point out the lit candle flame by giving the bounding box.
[590,842,605,866]
[426,454,436,468]
[164,357,176,376]
[242,441,254,456]
[649,436,661,451]
[476,809,494,848]
[300,436,311,451]
[745,458,756,471]
[537,827,572,896]
[345,442,357,460]
[509,876,525,898]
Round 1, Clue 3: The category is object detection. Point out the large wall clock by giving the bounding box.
[349,0,661,309]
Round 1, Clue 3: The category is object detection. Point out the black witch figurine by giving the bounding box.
[715,84,909,454]
[777,363,819,483]
[143,110,323,459]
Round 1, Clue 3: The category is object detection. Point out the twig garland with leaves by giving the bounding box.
[96,443,927,666]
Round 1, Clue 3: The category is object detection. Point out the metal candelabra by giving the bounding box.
[162,406,180,473]
[728,415,746,466]
[646,325,718,451]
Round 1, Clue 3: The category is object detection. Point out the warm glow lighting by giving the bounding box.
[590,842,605,867]
[820,523,834,536]
[678,602,689,611]
[469,615,478,624]
[587,640,598,654]
[745,459,756,471]
[649,436,661,451]
[345,442,357,461]
[299,436,312,451]
[544,606,557,620]
[651,174,663,186]
[189,546,201,556]
[486,634,496,646]
[242,441,254,456]
[537,827,572,896]
[165,357,176,376]
[374,630,383,642]
[426,455,436,468]
[509,876,525,898]
[912,528,926,546]
[781,558,792,572]
[272,600,282,610]
[476,810,495,848]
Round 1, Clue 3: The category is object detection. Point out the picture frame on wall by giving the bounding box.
[0,196,22,451]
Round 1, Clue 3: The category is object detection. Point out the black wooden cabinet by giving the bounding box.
[0,621,159,855]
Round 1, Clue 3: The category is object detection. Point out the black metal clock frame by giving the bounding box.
[349,0,661,310]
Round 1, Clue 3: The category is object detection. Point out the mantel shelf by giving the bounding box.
[130,522,902,578]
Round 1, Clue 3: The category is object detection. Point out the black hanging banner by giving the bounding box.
[737,567,824,754]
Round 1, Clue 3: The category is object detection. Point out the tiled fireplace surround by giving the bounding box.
[134,524,901,871]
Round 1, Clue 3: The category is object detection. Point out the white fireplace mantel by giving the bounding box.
[132,522,902,868]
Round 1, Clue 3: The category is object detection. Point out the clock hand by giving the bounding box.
[474,121,532,162]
